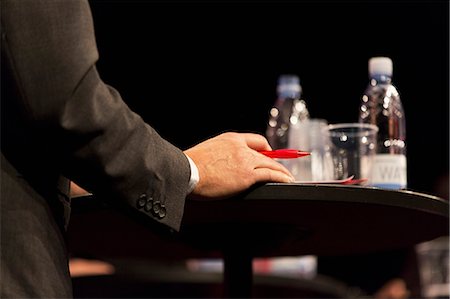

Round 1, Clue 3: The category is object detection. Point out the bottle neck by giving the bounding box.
[370,74,392,85]
[277,90,301,99]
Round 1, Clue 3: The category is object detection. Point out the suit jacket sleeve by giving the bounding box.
[1,0,191,231]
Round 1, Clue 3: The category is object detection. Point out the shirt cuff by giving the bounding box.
[185,155,199,194]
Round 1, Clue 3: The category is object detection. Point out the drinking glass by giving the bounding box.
[327,123,378,184]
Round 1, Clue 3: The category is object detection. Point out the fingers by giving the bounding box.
[257,161,294,180]
[232,132,294,181]
[251,153,294,181]
[253,167,294,183]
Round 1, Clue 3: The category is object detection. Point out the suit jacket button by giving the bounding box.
[137,194,147,209]
[158,205,166,219]
[152,201,161,216]
[144,201,153,212]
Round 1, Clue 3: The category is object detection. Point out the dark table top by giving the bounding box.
[67,184,449,260]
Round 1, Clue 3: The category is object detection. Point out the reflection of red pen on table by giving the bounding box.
[259,149,310,159]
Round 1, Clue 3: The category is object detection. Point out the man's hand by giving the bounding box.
[184,132,294,200]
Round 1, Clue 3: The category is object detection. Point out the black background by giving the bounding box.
[88,0,449,198]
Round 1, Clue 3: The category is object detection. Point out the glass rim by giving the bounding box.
[327,123,379,137]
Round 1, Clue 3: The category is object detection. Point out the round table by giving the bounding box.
[68,184,449,297]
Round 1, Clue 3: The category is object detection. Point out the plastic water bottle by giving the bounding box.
[266,74,310,150]
[359,57,407,189]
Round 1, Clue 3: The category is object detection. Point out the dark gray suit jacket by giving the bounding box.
[1,1,191,297]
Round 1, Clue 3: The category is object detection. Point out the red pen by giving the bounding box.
[259,149,310,159]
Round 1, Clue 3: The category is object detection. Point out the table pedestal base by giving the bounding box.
[224,250,253,298]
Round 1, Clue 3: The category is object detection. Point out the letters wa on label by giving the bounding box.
[371,154,407,187]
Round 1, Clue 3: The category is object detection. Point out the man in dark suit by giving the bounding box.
[0,1,294,297]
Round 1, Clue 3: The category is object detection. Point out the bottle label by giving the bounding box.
[370,154,407,189]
